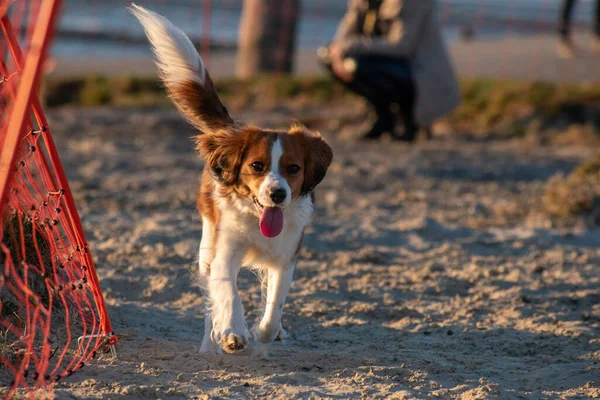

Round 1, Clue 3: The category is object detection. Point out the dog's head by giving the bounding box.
[132,5,333,237]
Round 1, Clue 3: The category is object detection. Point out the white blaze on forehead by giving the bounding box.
[270,138,284,174]
[258,138,291,207]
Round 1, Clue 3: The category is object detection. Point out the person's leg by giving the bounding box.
[346,74,397,139]
[382,59,417,141]
[593,0,600,51]
[560,0,577,40]
[596,0,600,36]
[391,77,417,141]
[319,52,419,140]
[352,55,417,141]
[319,55,395,139]
[361,101,395,140]
[558,0,577,57]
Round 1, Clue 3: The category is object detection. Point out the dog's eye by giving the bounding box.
[251,162,265,172]
[287,164,301,175]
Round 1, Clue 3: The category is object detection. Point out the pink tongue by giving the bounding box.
[259,207,284,238]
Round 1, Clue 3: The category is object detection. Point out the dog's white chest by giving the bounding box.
[218,195,313,266]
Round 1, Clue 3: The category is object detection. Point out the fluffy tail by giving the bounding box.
[130,4,233,133]
[130,3,205,85]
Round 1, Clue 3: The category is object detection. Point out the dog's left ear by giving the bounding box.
[290,127,333,195]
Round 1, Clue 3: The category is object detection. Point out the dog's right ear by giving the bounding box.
[195,128,253,186]
[130,4,233,134]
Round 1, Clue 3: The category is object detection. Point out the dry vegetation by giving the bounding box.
[0,213,54,382]
[542,154,600,224]
[0,214,85,385]
[450,80,600,139]
[0,213,54,319]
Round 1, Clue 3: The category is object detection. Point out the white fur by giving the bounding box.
[253,264,294,343]
[270,140,283,175]
[198,219,221,354]
[130,4,206,85]
[198,218,215,278]
[206,239,249,350]
[258,139,292,208]
[198,182,313,353]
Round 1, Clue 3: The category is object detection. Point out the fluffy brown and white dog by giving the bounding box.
[131,5,333,354]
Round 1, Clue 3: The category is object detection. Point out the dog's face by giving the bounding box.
[172,69,332,240]
[195,123,331,239]
[196,125,332,216]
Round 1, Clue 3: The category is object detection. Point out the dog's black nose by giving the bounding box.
[270,188,287,204]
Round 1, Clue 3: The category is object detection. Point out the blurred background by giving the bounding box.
[45,0,600,81]
[28,0,598,145]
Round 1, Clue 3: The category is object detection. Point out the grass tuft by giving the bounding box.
[542,154,600,223]
[1,213,54,367]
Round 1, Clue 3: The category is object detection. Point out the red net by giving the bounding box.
[0,1,116,398]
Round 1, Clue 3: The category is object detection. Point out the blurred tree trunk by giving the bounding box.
[237,0,301,78]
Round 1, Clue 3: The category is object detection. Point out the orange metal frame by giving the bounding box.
[0,1,61,209]
[0,0,116,346]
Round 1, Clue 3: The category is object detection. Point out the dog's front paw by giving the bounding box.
[220,329,250,353]
[253,323,287,344]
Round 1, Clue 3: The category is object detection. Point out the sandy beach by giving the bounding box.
[33,104,600,399]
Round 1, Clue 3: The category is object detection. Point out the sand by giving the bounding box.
[29,105,600,399]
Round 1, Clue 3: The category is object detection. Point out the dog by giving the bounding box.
[131,5,333,354]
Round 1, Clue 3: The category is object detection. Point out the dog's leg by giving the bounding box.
[198,219,221,354]
[208,238,249,353]
[200,312,219,354]
[254,262,295,344]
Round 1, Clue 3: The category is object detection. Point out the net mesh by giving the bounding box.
[0,1,116,398]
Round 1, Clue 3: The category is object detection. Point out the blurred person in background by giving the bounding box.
[558,0,600,58]
[318,0,460,142]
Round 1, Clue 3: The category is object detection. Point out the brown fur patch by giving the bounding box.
[168,72,233,134]
[197,169,218,226]
[287,127,333,195]
[278,134,308,198]
[196,127,275,189]
[237,130,277,197]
